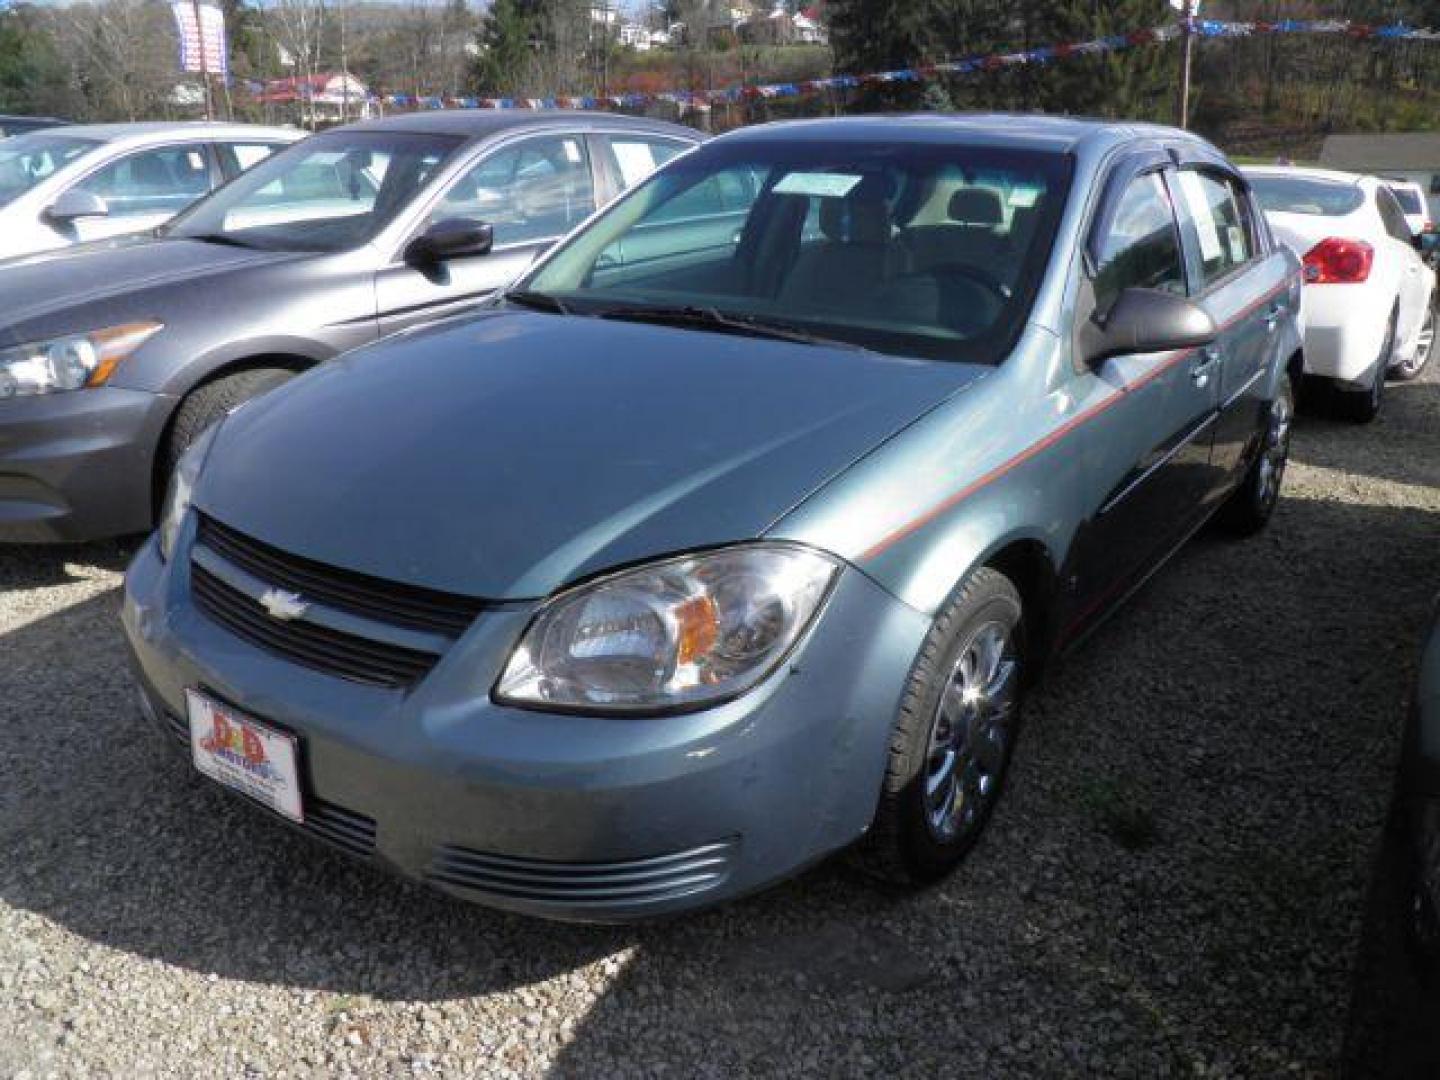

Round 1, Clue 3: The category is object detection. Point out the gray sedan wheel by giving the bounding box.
[159,368,296,493]
[862,567,1024,885]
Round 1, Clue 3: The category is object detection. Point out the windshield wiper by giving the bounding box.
[180,232,256,250]
[596,304,868,351]
[504,289,573,316]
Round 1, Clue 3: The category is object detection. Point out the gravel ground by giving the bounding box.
[2,367,1438,1079]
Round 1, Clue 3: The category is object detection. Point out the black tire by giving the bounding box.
[1391,305,1436,382]
[861,567,1025,885]
[160,368,295,483]
[1336,312,1394,424]
[1219,372,1294,537]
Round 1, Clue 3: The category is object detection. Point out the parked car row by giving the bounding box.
[0,110,1430,928]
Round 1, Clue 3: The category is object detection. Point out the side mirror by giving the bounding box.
[403,218,493,266]
[46,189,109,223]
[1082,288,1217,367]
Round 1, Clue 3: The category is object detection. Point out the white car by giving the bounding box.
[1386,178,1432,238]
[0,122,301,260]
[1245,166,1436,419]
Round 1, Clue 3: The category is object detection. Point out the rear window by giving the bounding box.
[1249,175,1364,217]
[1390,186,1424,214]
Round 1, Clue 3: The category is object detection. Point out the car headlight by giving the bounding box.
[495,543,840,713]
[0,322,163,399]
[158,421,220,562]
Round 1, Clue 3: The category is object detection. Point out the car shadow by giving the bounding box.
[1290,375,1440,491]
[0,537,140,592]
[1,495,1437,1069]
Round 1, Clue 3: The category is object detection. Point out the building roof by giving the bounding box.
[1321,132,1440,171]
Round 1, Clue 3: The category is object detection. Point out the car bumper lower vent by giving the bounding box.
[426,840,738,908]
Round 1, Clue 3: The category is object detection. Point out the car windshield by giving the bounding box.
[1249,174,1365,217]
[0,133,100,208]
[521,140,1073,363]
[1391,186,1424,214]
[166,130,461,253]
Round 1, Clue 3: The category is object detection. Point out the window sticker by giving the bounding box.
[612,141,657,186]
[562,139,582,164]
[1178,171,1223,262]
[1226,225,1246,263]
[773,171,863,198]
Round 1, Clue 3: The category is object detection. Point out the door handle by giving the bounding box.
[1191,346,1222,388]
[1263,304,1283,332]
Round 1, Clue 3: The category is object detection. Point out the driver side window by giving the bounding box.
[426,135,595,247]
[1092,171,1187,316]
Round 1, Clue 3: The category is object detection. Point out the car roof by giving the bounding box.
[706,113,1213,155]
[338,110,698,141]
[1241,164,1368,187]
[46,121,301,143]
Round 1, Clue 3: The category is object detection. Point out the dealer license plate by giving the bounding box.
[186,689,304,824]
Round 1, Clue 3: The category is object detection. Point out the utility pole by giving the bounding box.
[1176,0,1197,130]
[192,0,215,120]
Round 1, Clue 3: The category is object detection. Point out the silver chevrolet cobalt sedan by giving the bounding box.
[123,115,1303,921]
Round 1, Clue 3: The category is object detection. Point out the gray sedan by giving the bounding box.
[124,114,1304,921]
[0,110,700,542]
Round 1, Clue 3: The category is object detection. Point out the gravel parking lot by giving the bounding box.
[3,367,1438,1079]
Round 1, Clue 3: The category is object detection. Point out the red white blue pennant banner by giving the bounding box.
[364,19,1440,112]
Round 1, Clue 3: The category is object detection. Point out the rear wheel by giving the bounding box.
[1336,311,1394,424]
[862,567,1024,885]
[1391,304,1436,382]
[1219,373,1293,536]
[159,368,296,491]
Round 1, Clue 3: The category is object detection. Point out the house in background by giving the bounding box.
[256,73,373,127]
[1321,132,1440,224]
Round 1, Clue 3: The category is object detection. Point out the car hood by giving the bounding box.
[196,310,986,599]
[0,236,304,336]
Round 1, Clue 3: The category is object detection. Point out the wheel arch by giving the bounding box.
[976,534,1063,682]
[148,350,322,519]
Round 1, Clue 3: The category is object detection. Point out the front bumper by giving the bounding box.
[122,535,929,922]
[0,387,173,543]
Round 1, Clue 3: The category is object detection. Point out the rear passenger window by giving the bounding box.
[1092,172,1186,314]
[1377,187,1414,242]
[1177,170,1254,287]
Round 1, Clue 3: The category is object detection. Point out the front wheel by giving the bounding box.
[158,368,296,499]
[1219,373,1293,536]
[862,567,1024,885]
[1391,305,1436,382]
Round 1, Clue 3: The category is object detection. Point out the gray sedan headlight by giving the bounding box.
[0,322,163,398]
[158,422,220,562]
[496,544,839,713]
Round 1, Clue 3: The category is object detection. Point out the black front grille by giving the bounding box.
[191,564,439,689]
[196,514,485,637]
[426,840,737,909]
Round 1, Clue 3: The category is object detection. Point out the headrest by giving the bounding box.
[949,187,1003,226]
[819,196,892,245]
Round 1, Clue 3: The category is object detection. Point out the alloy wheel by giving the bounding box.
[1255,388,1293,511]
[1397,307,1436,379]
[922,621,1019,843]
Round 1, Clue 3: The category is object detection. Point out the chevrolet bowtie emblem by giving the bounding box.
[259,588,309,622]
